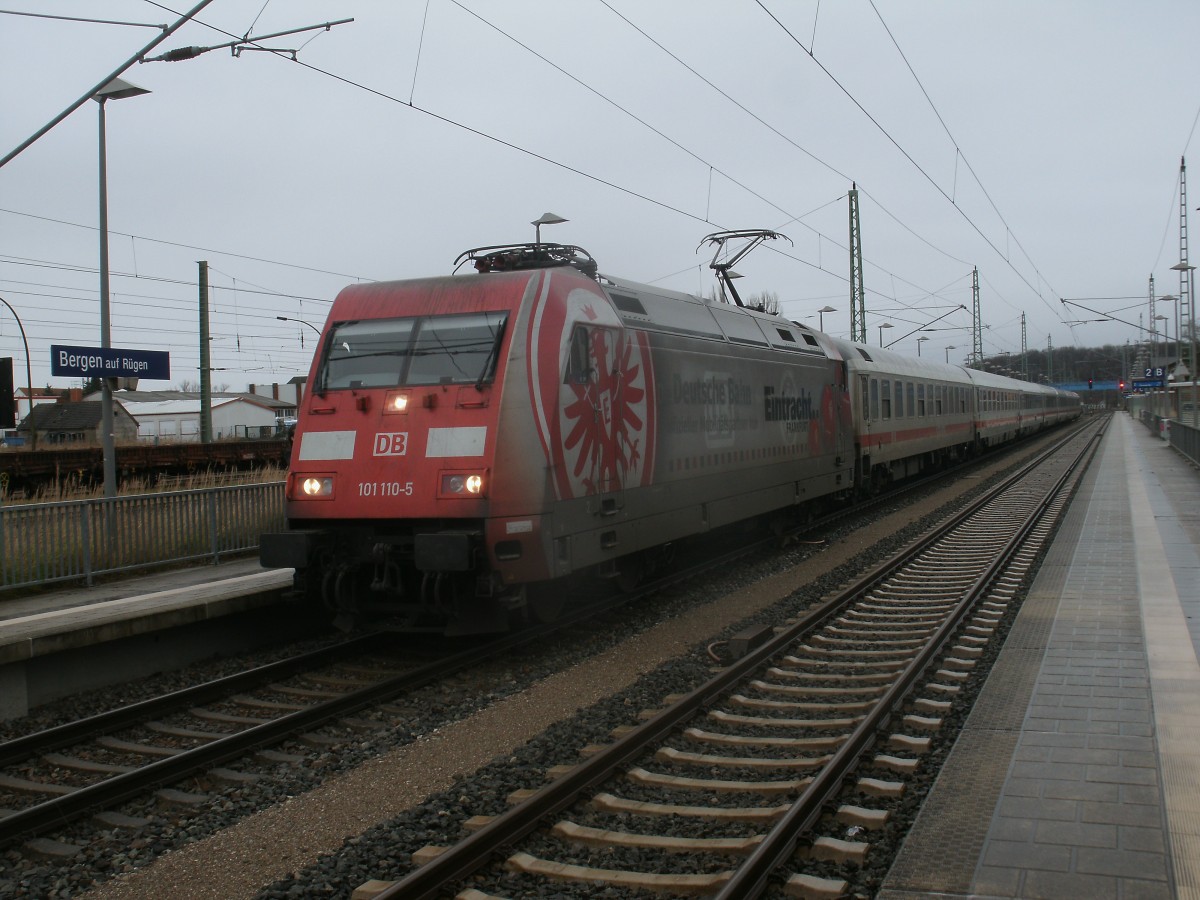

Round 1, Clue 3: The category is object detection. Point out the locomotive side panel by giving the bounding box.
[506,277,853,580]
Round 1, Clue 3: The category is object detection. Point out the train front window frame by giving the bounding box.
[319,311,509,390]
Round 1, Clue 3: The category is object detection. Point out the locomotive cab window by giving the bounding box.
[319,311,509,390]
[566,326,593,384]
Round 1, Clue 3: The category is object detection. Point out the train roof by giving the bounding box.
[597,274,839,360]
[827,336,1069,397]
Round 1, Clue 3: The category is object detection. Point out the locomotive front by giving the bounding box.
[261,259,563,633]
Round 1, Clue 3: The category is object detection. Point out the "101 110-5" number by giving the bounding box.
[358,481,414,497]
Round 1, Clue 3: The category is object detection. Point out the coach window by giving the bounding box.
[936,384,944,415]
[869,378,879,420]
[905,382,915,418]
[881,379,891,418]
[894,381,904,418]
[917,383,926,416]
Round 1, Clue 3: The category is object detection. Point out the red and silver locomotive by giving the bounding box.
[261,235,1078,633]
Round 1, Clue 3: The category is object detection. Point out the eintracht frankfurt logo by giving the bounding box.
[528,277,655,500]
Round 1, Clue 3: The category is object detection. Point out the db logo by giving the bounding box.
[373,432,409,456]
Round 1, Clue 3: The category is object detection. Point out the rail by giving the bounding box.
[0,482,285,590]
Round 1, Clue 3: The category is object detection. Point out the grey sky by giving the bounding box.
[2,1,1198,390]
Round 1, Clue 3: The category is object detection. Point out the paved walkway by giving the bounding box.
[880,413,1200,899]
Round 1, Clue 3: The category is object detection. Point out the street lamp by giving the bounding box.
[277,315,321,336]
[1156,313,1173,418]
[95,76,151,499]
[531,212,567,246]
[0,294,34,449]
[817,305,836,332]
[944,345,958,364]
[916,336,929,356]
[878,322,893,347]
[277,316,321,351]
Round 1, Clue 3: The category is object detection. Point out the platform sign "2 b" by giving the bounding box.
[373,432,409,456]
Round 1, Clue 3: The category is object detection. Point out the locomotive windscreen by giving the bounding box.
[319,311,509,389]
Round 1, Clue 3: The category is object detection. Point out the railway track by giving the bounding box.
[369,417,1106,898]
[0,631,503,850]
[0,540,768,854]
[0,421,1089,871]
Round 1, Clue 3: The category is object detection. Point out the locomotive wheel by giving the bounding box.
[526,583,565,623]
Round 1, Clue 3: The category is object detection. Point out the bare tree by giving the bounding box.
[706,286,782,314]
[176,379,199,392]
[746,290,781,315]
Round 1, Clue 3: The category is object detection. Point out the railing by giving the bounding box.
[1170,418,1200,468]
[0,482,285,591]
[1137,409,1200,468]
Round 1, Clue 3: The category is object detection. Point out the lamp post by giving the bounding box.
[277,315,321,351]
[1156,313,1172,418]
[878,322,893,347]
[817,305,836,332]
[276,315,321,336]
[916,336,929,357]
[944,345,958,364]
[531,212,567,246]
[0,294,34,450]
[95,76,151,499]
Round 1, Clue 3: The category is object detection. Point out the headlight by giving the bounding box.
[440,472,485,496]
[301,476,333,497]
[384,391,409,413]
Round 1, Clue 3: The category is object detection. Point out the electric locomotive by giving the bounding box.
[260,234,1078,634]
[261,240,854,633]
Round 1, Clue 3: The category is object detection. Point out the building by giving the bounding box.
[7,384,301,447]
[248,377,306,408]
[16,399,139,445]
[14,386,70,422]
[97,390,297,442]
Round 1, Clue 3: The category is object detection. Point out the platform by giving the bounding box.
[880,413,1200,900]
[0,558,294,719]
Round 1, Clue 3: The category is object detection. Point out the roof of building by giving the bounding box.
[17,400,134,432]
[82,390,294,412]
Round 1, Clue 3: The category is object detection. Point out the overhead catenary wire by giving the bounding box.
[3,2,1154,384]
[754,0,1067,327]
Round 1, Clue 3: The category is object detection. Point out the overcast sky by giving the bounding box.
[2,1,1198,391]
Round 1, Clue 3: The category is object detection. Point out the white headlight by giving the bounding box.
[302,476,333,496]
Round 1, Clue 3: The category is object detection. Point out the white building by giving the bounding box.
[81,390,296,442]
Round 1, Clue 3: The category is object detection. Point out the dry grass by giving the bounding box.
[10,465,287,505]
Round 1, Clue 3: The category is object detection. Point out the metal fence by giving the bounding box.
[1137,410,1200,468]
[0,482,285,591]
[1169,418,1200,468]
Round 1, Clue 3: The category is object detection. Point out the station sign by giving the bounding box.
[51,344,170,380]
